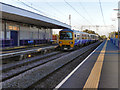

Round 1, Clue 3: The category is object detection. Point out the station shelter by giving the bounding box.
[0,2,70,47]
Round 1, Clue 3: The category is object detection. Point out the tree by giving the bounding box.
[101,35,107,39]
[82,29,102,40]
[108,31,120,38]
[83,29,96,34]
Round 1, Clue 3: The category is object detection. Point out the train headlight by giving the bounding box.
[28,54,31,58]
[69,42,73,44]
[59,41,62,44]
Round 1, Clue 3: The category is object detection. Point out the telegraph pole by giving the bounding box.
[96,25,99,32]
[113,8,120,49]
[69,14,71,29]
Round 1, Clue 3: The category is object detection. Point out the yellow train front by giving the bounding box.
[59,29,75,50]
[59,29,99,50]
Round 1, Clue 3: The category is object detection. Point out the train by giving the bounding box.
[59,29,98,50]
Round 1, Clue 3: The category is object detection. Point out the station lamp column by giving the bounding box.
[114,7,120,49]
[69,14,71,29]
[117,13,120,49]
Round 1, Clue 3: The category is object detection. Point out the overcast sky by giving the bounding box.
[2,0,119,36]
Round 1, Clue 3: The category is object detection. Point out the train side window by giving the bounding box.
[75,34,76,37]
[77,35,80,40]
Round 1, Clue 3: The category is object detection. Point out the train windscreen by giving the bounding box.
[60,32,73,40]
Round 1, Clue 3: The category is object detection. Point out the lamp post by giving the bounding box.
[117,12,120,49]
[69,14,71,29]
[113,8,120,49]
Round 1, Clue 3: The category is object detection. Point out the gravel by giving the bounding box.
[2,41,101,89]
[29,42,101,88]
[2,52,68,81]
[2,51,60,71]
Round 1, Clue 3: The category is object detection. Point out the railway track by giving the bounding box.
[1,44,52,54]
[1,45,58,59]
[2,51,69,81]
[2,41,102,88]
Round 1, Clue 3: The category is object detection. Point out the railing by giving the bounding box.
[20,39,49,46]
[1,39,50,47]
[110,38,119,49]
[0,39,14,47]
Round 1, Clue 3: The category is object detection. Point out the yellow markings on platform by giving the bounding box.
[2,50,20,54]
[83,41,107,89]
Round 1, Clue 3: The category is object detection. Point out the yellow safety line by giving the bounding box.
[1,44,49,54]
[83,40,107,89]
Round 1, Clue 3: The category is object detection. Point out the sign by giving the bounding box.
[0,31,4,39]
[8,26,19,31]
[6,31,10,39]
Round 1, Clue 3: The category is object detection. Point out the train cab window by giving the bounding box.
[60,32,73,40]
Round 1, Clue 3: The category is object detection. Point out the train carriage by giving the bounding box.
[59,29,98,50]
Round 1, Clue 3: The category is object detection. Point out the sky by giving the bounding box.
[1,0,119,36]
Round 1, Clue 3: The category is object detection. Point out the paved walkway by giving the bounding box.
[1,45,58,59]
[56,40,119,89]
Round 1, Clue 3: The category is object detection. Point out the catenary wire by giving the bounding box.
[98,0,106,25]
[64,0,93,25]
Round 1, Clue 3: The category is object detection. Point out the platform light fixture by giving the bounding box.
[28,54,31,58]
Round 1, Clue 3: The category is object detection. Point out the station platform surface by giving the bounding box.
[0,44,58,58]
[1,44,53,52]
[56,40,119,89]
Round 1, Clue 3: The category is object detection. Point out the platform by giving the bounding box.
[1,45,58,59]
[56,40,119,89]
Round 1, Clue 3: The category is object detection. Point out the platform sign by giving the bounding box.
[28,40,34,44]
[0,31,4,39]
[115,35,120,38]
[8,26,19,31]
[13,26,19,31]
[6,31,10,39]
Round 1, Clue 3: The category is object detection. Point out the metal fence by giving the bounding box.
[110,38,120,49]
[0,39,14,47]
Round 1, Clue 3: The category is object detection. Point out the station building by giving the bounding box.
[0,2,70,47]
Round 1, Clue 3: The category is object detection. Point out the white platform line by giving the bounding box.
[54,41,104,89]
[0,49,39,57]
[0,46,56,57]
